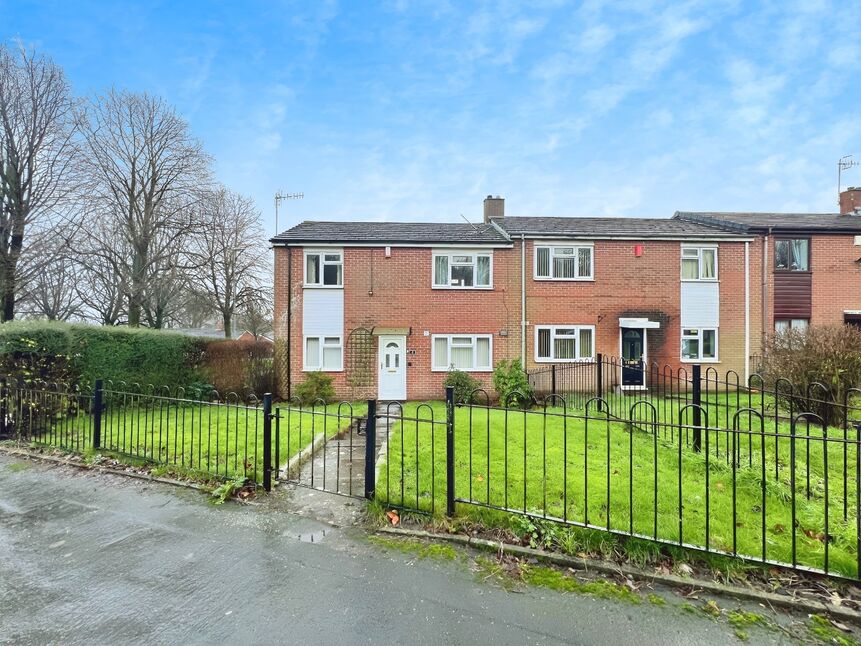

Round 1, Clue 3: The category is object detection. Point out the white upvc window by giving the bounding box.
[534,244,594,280]
[304,250,343,287]
[535,325,595,362]
[775,318,808,333]
[304,335,343,371]
[431,334,493,371]
[681,328,718,361]
[432,251,492,289]
[681,246,718,281]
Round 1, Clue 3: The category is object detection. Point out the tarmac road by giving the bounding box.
[0,453,785,645]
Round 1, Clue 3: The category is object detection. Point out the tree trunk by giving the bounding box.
[223,312,232,339]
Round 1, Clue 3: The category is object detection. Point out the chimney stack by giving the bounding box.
[483,195,504,223]
[840,188,861,215]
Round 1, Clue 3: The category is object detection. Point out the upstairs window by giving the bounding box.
[305,250,343,287]
[775,239,809,271]
[433,252,492,288]
[535,325,595,362]
[681,246,717,280]
[535,245,593,280]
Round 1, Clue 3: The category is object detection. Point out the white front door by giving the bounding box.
[378,335,407,400]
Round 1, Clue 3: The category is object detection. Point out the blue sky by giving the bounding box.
[6,1,861,234]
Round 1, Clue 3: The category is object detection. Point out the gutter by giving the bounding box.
[744,241,750,382]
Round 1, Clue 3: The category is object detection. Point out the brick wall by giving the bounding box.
[522,239,753,378]
[274,237,760,400]
[274,245,520,400]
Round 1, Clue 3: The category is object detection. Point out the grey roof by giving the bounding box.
[494,216,741,238]
[271,220,510,245]
[674,211,861,233]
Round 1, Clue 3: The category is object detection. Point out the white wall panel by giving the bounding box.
[681,282,719,327]
[303,289,344,336]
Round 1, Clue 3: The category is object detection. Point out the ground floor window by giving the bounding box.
[775,318,808,333]
[432,335,492,371]
[304,335,343,371]
[681,328,717,361]
[535,325,595,362]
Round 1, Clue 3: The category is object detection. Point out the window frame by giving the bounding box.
[430,334,493,372]
[680,327,719,362]
[304,249,344,288]
[533,243,594,281]
[431,250,493,289]
[680,245,719,281]
[774,318,809,333]
[773,238,810,272]
[303,335,344,372]
[534,325,596,363]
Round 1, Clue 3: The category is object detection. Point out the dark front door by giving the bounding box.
[621,328,645,387]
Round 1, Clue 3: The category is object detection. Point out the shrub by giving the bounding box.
[761,324,861,426]
[492,359,534,407]
[443,369,481,404]
[0,321,206,388]
[294,371,335,405]
[202,339,274,396]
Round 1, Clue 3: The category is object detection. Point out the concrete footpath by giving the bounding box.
[0,453,781,645]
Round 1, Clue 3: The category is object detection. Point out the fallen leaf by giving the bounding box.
[677,563,693,576]
[476,474,484,482]
[386,510,400,526]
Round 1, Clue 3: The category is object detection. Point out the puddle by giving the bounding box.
[296,529,328,544]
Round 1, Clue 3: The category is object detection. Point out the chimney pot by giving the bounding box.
[483,195,504,223]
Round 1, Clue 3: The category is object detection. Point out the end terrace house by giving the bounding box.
[271,197,760,401]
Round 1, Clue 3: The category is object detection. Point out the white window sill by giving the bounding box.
[533,277,595,282]
[534,357,596,363]
[302,367,344,372]
[680,279,720,283]
[431,367,492,373]
[431,286,493,290]
[303,284,344,289]
[679,359,720,364]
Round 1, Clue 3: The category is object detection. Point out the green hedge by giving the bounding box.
[0,321,207,388]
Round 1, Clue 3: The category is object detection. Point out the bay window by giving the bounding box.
[681,246,717,280]
[535,245,593,280]
[432,335,492,371]
[433,251,492,288]
[304,335,343,371]
[535,325,595,362]
[681,328,718,361]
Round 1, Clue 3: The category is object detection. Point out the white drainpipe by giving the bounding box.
[521,234,526,366]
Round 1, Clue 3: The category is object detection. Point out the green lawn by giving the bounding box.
[14,390,364,484]
[377,401,861,578]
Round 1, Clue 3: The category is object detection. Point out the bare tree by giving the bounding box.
[72,211,127,325]
[193,188,267,338]
[0,43,80,321]
[238,297,273,339]
[80,89,210,327]
[17,227,82,321]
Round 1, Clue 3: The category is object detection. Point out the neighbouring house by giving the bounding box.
[271,191,861,401]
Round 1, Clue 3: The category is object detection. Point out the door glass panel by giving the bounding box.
[394,354,399,368]
[622,330,643,361]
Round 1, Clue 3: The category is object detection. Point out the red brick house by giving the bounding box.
[271,191,861,401]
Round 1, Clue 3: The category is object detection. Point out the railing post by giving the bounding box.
[92,379,103,450]
[596,353,604,411]
[445,386,455,517]
[0,378,7,437]
[551,364,557,397]
[262,393,272,491]
[364,399,377,500]
[692,365,702,453]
